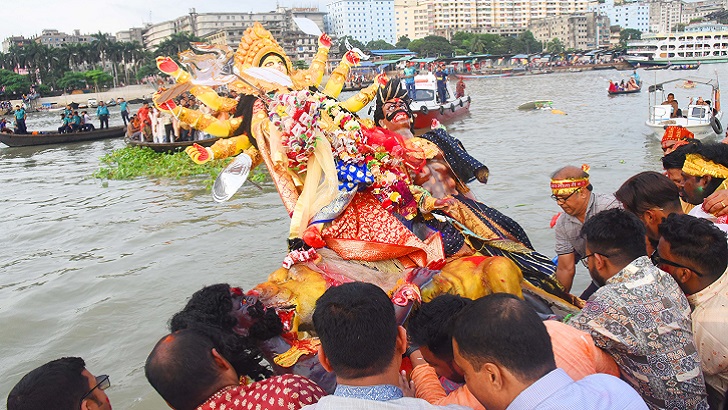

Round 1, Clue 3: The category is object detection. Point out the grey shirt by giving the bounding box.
[554,192,619,257]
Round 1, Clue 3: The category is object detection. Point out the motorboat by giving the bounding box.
[645,76,723,139]
[404,73,470,130]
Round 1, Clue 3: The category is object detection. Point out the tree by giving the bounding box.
[85,69,113,89]
[395,36,411,49]
[407,35,453,57]
[672,23,686,32]
[546,38,565,54]
[366,39,395,50]
[154,32,202,61]
[293,60,308,70]
[58,71,88,90]
[517,31,541,54]
[0,69,31,94]
[619,28,642,47]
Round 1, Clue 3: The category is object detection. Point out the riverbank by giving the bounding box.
[7,84,157,109]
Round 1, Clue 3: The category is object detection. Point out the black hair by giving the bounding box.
[7,357,88,410]
[452,293,555,382]
[408,295,472,360]
[580,208,647,265]
[691,143,728,193]
[312,282,398,379]
[658,213,728,278]
[661,141,701,170]
[231,94,258,148]
[145,329,227,410]
[373,79,414,132]
[170,284,271,381]
[615,171,681,215]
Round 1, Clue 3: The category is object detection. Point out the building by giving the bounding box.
[141,7,325,63]
[681,0,727,25]
[648,0,683,33]
[326,0,396,45]
[32,29,103,48]
[684,21,728,31]
[116,28,145,44]
[590,0,650,32]
[2,36,28,53]
[529,12,611,50]
[393,0,594,41]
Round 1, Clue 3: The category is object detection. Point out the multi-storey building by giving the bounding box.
[325,0,396,44]
[2,36,28,53]
[115,28,144,44]
[647,0,683,32]
[394,0,594,40]
[141,7,326,63]
[32,29,103,48]
[529,12,610,50]
[590,0,650,32]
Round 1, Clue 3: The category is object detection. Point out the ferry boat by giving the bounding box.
[626,31,728,66]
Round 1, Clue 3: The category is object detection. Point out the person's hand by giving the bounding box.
[703,190,728,217]
[399,370,416,397]
[433,196,455,210]
[185,143,213,165]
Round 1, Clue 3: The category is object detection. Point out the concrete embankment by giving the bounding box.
[9,84,157,108]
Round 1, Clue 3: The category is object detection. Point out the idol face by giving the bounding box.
[261,54,288,74]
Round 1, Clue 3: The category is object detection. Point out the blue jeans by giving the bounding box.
[405,82,416,100]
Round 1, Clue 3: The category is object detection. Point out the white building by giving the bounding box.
[590,0,650,32]
[326,0,396,45]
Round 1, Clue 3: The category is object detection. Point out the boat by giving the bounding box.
[626,31,728,66]
[518,100,553,110]
[670,63,701,70]
[645,76,723,139]
[644,64,670,71]
[608,86,641,95]
[0,125,126,147]
[404,73,470,129]
[124,136,222,153]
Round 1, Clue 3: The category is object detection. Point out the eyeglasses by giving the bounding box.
[551,188,580,204]
[579,252,610,267]
[80,375,110,404]
[650,250,703,277]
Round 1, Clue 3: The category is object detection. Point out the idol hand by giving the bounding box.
[185,143,213,165]
[318,33,332,48]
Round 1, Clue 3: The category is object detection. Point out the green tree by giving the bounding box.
[407,35,453,57]
[85,69,113,89]
[619,28,642,47]
[293,60,308,70]
[58,71,88,90]
[546,38,565,54]
[672,23,686,32]
[0,69,31,94]
[395,35,411,49]
[154,32,202,61]
[517,31,541,54]
[366,39,395,50]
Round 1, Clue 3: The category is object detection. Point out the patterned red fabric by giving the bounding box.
[196,374,325,410]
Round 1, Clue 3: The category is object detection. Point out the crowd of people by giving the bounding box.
[126,93,220,143]
[7,121,728,410]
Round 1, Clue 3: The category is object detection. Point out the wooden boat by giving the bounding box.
[670,63,700,70]
[608,87,641,95]
[518,100,553,110]
[644,64,670,71]
[0,125,125,147]
[124,136,222,153]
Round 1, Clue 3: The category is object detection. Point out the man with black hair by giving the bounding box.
[145,329,325,410]
[7,357,112,410]
[452,293,645,410]
[615,171,683,253]
[657,214,728,408]
[680,143,728,216]
[406,294,618,409]
[550,165,620,293]
[303,282,466,409]
[569,208,708,409]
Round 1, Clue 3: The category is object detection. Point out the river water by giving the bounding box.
[0,66,724,408]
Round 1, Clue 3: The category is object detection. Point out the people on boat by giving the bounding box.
[136,102,152,141]
[455,76,465,99]
[550,165,620,295]
[609,80,619,93]
[453,293,648,410]
[57,113,71,134]
[631,70,640,85]
[81,111,95,131]
[7,357,112,410]
[70,111,82,132]
[96,101,110,129]
[14,104,27,134]
[696,96,708,106]
[568,208,709,409]
[403,61,417,100]
[626,77,639,91]
[0,117,11,134]
[435,63,448,104]
[662,92,681,118]
[118,98,129,126]
[126,114,142,141]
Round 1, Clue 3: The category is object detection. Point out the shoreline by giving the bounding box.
[7,84,157,109]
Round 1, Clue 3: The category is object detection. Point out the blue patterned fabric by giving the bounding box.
[333,384,404,401]
[337,161,374,191]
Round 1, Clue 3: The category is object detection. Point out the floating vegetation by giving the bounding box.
[93,146,268,189]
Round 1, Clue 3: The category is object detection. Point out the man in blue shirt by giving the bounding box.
[303,282,465,410]
[434,63,448,104]
[96,101,110,129]
[403,61,417,100]
[453,293,648,410]
[70,111,82,132]
[14,105,26,134]
[118,98,129,126]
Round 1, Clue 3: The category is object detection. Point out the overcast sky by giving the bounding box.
[1,0,324,44]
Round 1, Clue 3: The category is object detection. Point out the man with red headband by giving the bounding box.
[661,125,695,155]
[550,165,620,294]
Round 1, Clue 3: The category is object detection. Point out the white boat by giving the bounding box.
[402,73,470,129]
[645,76,723,139]
[626,31,728,66]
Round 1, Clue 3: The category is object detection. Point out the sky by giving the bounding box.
[1,0,324,44]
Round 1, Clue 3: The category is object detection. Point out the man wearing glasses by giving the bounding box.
[7,356,111,410]
[657,214,728,409]
[568,208,708,409]
[550,165,619,294]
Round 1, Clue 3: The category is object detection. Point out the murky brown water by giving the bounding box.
[1,66,722,408]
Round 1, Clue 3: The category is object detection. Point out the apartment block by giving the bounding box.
[326,0,396,44]
[590,0,650,32]
[529,12,611,49]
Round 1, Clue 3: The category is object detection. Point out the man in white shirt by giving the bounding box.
[657,213,728,409]
[452,293,647,410]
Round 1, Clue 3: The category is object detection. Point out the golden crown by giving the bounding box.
[235,22,293,73]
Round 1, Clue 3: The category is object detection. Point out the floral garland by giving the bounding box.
[268,90,326,173]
